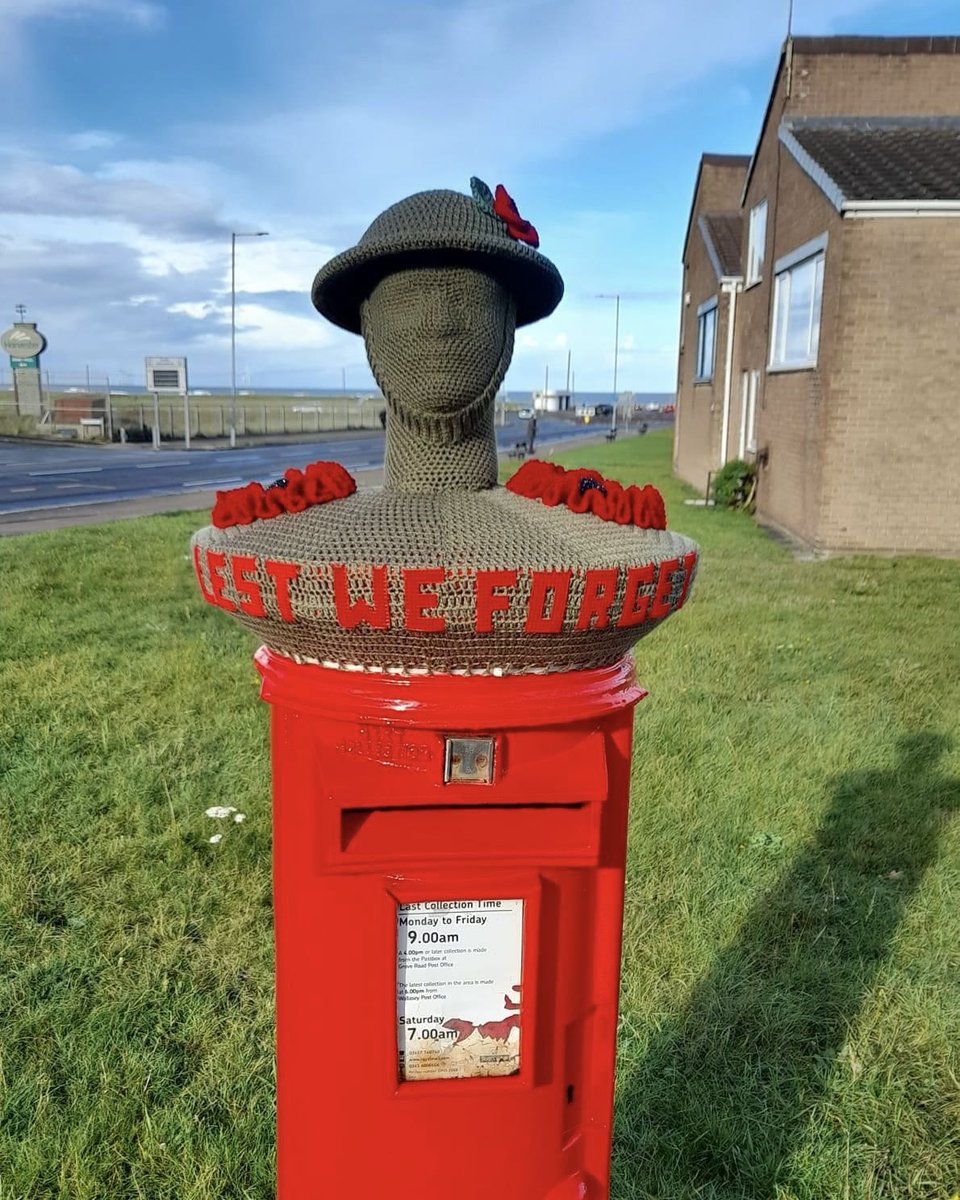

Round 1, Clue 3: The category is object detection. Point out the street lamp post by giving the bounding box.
[596,293,620,434]
[230,229,269,448]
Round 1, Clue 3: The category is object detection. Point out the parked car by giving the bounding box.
[517,408,534,419]
[595,404,613,417]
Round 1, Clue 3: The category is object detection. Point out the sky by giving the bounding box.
[2,0,957,395]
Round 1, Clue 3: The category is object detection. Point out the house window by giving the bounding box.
[746,200,767,286]
[740,369,760,457]
[695,298,717,381]
[769,234,827,370]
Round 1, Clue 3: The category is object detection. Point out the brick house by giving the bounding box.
[674,36,960,556]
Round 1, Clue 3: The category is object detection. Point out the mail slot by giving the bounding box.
[255,647,646,1199]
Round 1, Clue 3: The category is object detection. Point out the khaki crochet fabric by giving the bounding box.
[365,266,515,490]
[192,182,699,674]
[312,188,563,333]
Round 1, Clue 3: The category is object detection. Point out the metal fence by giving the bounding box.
[0,387,386,444]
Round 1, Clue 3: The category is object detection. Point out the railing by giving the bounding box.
[0,389,386,443]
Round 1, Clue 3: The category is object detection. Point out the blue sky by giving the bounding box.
[2,0,957,394]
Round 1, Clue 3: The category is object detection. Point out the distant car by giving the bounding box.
[518,408,534,419]
[662,403,676,414]
[595,404,613,417]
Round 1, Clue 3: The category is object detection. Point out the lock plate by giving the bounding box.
[444,737,495,784]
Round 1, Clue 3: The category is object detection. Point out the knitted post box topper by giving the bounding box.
[191,181,699,674]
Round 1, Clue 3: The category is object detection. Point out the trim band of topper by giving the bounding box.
[212,460,356,529]
[506,460,667,529]
[194,545,698,632]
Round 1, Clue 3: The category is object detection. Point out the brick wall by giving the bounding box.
[674,160,746,490]
[791,48,960,117]
[819,217,960,554]
[675,250,723,492]
[737,71,845,546]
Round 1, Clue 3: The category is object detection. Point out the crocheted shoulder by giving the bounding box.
[193,484,692,572]
[191,481,698,675]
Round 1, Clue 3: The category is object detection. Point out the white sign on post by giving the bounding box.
[397,899,524,1081]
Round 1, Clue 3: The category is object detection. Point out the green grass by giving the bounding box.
[2,430,959,1197]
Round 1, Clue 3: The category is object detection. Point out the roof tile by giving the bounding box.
[700,212,744,277]
[789,120,960,202]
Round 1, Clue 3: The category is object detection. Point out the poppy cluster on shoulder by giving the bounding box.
[211,461,356,529]
[506,460,666,529]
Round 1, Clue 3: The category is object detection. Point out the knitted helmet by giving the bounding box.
[312,184,564,334]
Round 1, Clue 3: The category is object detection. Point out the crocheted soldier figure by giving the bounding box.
[191,180,698,672]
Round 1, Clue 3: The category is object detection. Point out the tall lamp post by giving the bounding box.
[596,293,620,434]
[230,229,269,447]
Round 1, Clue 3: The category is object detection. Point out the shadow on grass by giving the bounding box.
[613,733,959,1197]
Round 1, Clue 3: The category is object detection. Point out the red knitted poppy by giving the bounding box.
[506,460,666,529]
[211,460,356,529]
[493,185,540,249]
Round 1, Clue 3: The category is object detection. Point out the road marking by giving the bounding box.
[56,482,115,491]
[10,486,36,493]
[136,462,177,469]
[181,479,241,489]
[29,466,104,477]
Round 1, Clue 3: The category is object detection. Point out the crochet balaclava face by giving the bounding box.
[361,264,516,493]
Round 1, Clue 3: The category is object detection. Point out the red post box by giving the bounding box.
[192,179,699,1198]
[256,649,646,1199]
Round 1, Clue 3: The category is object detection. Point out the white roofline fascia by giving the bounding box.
[696,214,724,280]
[779,126,845,211]
[842,199,960,216]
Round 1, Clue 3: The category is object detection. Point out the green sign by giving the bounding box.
[10,356,40,369]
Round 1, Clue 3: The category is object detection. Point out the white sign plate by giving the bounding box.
[397,899,524,1081]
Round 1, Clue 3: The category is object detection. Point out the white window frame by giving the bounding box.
[695,298,718,382]
[746,200,767,287]
[769,233,827,371]
[739,369,760,457]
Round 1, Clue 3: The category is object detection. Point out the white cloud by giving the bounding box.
[222,237,337,297]
[0,159,226,238]
[167,301,219,321]
[197,0,882,229]
[227,303,334,352]
[0,0,900,388]
[65,130,124,151]
[0,0,164,29]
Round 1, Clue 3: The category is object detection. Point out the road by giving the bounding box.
[1,414,651,528]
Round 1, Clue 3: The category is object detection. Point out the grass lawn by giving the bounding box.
[2,429,958,1198]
